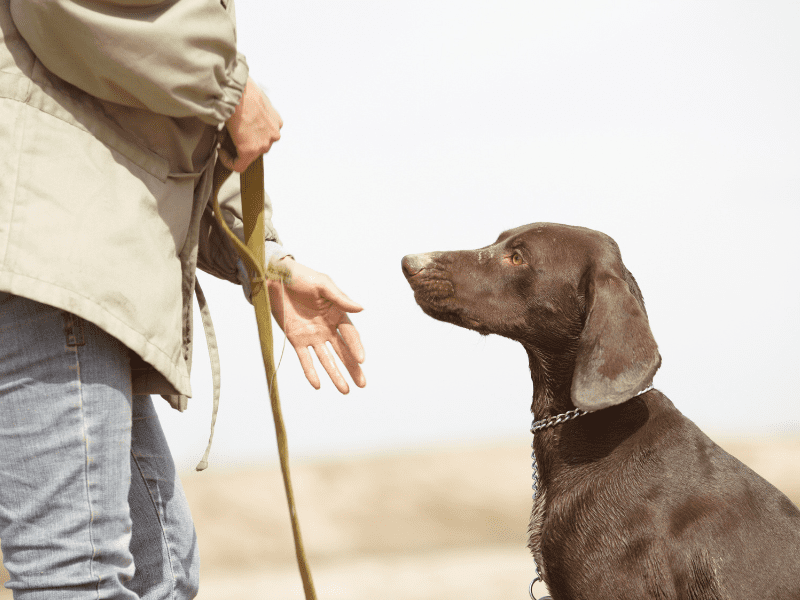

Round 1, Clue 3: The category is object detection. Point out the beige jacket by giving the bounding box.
[0,0,282,410]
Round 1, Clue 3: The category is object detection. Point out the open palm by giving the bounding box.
[267,259,365,394]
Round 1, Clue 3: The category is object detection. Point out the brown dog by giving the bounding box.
[402,223,800,599]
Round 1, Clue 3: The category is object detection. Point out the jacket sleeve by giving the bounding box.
[10,0,248,125]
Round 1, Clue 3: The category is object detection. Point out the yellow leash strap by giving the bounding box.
[209,156,318,600]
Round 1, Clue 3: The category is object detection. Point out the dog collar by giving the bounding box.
[530,384,654,434]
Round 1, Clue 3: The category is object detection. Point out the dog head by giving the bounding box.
[402,223,661,411]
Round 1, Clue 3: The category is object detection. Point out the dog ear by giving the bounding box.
[571,273,661,411]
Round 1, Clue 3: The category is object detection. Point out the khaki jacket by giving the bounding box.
[0,0,281,410]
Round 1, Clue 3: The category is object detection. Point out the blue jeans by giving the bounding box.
[0,293,200,599]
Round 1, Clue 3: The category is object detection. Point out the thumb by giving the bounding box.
[322,281,363,313]
[219,146,253,173]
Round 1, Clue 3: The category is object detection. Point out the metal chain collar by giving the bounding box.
[529,384,654,434]
[530,407,588,434]
[528,384,654,599]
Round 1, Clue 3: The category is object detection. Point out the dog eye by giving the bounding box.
[511,252,524,265]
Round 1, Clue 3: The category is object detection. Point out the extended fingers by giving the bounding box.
[293,345,321,390]
[337,315,365,365]
[311,342,350,394]
[293,335,361,394]
[315,314,365,390]
[281,288,365,393]
[330,331,366,389]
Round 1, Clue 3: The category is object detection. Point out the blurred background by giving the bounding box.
[162,0,800,471]
[3,0,799,598]
[162,0,800,468]
[180,1,799,596]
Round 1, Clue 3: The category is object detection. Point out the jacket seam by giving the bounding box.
[70,342,103,595]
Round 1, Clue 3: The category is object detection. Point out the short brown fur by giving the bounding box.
[402,222,800,599]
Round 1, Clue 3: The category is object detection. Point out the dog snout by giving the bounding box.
[401,253,433,278]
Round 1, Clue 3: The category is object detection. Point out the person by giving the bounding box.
[0,0,365,598]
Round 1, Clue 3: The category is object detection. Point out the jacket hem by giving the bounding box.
[0,270,192,398]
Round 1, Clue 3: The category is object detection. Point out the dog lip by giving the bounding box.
[409,279,454,301]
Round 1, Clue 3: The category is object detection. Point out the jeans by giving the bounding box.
[0,293,200,599]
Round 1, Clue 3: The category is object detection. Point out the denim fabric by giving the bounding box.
[0,294,199,599]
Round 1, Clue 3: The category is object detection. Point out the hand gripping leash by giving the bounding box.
[209,156,318,600]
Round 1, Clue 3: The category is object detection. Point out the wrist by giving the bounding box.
[264,240,291,263]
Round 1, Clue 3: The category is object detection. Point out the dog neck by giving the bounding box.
[525,340,656,576]
[524,343,577,420]
[524,342,658,494]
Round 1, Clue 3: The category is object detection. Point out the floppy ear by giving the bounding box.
[571,273,661,411]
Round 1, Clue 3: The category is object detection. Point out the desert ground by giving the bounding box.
[1,434,798,599]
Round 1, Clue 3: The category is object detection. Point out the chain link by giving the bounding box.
[530,384,654,434]
[530,407,588,433]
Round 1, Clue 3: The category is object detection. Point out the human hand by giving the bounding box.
[268,258,366,394]
[220,76,283,172]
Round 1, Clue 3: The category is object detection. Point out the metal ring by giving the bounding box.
[529,576,553,600]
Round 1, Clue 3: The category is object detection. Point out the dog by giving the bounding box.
[402,223,800,599]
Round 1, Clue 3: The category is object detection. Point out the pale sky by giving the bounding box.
[155,0,800,471]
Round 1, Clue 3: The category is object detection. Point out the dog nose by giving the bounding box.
[401,253,431,278]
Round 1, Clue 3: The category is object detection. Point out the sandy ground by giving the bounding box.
[1,434,798,599]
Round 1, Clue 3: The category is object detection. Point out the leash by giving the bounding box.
[528,384,654,599]
[209,155,318,600]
